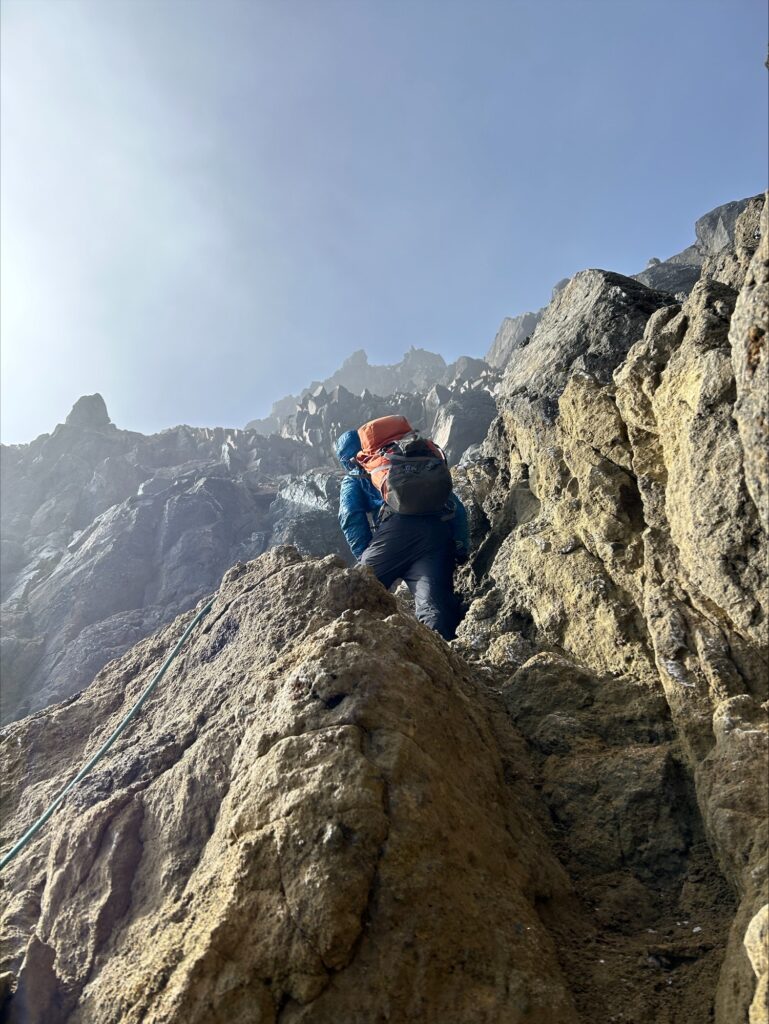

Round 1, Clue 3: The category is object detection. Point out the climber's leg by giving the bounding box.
[402,542,459,641]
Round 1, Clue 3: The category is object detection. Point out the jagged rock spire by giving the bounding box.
[64,393,112,429]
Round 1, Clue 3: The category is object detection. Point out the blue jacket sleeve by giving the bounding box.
[450,494,470,554]
[339,475,374,559]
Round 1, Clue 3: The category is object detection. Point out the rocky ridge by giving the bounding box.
[1,362,501,727]
[1,193,767,1022]
[275,370,498,466]
[485,196,756,373]
[246,347,492,436]
[0,408,340,724]
[453,192,768,1023]
[633,196,756,297]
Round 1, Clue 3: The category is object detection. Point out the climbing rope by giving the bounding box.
[0,598,214,872]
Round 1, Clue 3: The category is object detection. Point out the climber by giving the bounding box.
[335,421,469,641]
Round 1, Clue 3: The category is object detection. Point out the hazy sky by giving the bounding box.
[1,0,766,443]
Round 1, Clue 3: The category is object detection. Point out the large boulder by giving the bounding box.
[499,271,671,403]
[0,549,577,1024]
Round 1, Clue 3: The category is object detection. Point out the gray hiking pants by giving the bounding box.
[360,512,459,640]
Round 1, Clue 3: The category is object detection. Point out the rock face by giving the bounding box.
[696,198,755,256]
[700,195,765,292]
[0,552,749,1024]
[456,195,769,1024]
[729,195,768,525]
[485,311,542,369]
[500,270,672,403]
[0,550,579,1024]
[0,411,348,725]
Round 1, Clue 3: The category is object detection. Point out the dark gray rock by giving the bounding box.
[635,245,703,295]
[0,401,328,724]
[633,196,760,298]
[64,393,112,429]
[268,470,349,561]
[432,389,498,466]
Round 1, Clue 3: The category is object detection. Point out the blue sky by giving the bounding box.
[1,0,766,443]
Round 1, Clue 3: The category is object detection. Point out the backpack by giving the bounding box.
[356,415,453,515]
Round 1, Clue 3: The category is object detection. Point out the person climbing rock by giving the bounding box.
[335,417,469,640]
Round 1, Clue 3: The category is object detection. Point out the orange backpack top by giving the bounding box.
[356,415,452,515]
[357,415,413,458]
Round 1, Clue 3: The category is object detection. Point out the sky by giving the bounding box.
[1,0,766,444]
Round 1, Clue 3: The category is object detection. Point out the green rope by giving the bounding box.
[0,598,214,872]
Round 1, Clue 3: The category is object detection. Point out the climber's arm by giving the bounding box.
[339,475,374,560]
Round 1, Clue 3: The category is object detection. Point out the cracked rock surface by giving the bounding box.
[0,548,577,1024]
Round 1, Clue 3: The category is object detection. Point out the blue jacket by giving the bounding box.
[335,430,470,561]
